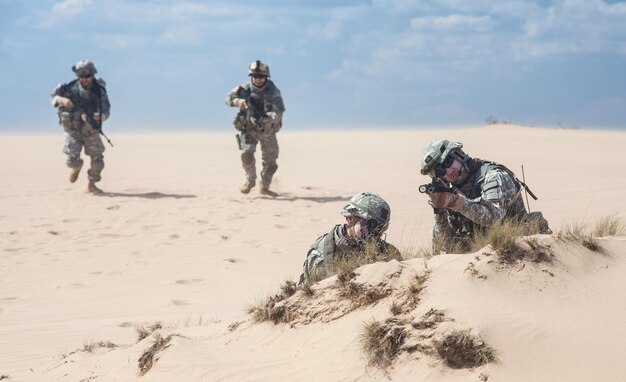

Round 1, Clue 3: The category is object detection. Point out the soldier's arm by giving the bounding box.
[225,85,247,107]
[457,169,519,227]
[50,83,71,108]
[96,80,111,120]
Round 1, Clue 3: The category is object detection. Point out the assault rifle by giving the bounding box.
[67,80,113,147]
[246,93,266,133]
[418,179,456,214]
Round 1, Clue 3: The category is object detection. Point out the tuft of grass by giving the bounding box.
[472,221,529,263]
[0,375,9,380]
[298,281,315,297]
[135,321,164,343]
[434,330,496,368]
[555,216,626,252]
[361,320,406,368]
[592,215,625,237]
[82,340,117,352]
[137,333,172,376]
[247,279,297,324]
[390,301,403,315]
[334,240,403,284]
[339,282,389,307]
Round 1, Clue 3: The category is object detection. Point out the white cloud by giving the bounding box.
[38,0,93,27]
[410,14,493,31]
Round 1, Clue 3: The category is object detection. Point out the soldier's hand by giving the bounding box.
[235,99,248,111]
[54,96,74,110]
[266,111,277,120]
[428,192,465,211]
[93,112,101,121]
[81,113,88,123]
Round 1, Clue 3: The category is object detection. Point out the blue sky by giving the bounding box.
[1,0,625,132]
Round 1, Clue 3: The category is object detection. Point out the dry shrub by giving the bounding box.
[135,321,164,342]
[0,375,9,380]
[434,330,496,368]
[390,301,402,315]
[137,333,172,376]
[361,319,406,368]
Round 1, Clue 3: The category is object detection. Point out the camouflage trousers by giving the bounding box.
[239,129,279,189]
[62,121,105,183]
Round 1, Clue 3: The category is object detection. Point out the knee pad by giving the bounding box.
[265,163,278,175]
[91,158,105,172]
[241,152,255,165]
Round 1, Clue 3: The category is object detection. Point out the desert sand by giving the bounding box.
[1,125,625,381]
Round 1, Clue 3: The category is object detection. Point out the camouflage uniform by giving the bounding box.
[298,192,400,285]
[299,224,400,285]
[420,140,551,253]
[51,69,110,185]
[225,76,285,191]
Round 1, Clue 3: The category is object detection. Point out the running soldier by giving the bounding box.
[226,60,285,196]
[51,60,111,194]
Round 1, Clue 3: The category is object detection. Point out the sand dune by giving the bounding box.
[1,125,625,381]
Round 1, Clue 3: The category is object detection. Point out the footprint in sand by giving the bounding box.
[175,279,204,285]
[274,224,287,229]
[106,205,120,210]
[171,300,192,306]
[118,322,135,328]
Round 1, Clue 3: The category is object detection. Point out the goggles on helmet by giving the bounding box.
[433,155,456,178]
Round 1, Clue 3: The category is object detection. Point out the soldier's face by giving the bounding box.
[442,158,464,184]
[78,73,94,87]
[251,75,267,87]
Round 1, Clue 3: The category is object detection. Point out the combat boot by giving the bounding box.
[240,180,256,194]
[259,187,277,197]
[87,180,103,194]
[69,163,83,183]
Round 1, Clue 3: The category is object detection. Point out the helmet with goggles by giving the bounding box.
[420,139,464,178]
[248,60,270,78]
[72,60,97,77]
[341,192,391,236]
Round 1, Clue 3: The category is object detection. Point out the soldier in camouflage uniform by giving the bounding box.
[419,139,551,253]
[298,192,401,285]
[226,60,285,196]
[51,60,111,194]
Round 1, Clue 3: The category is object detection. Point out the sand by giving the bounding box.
[1,125,625,381]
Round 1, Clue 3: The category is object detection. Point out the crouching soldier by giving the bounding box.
[299,192,401,285]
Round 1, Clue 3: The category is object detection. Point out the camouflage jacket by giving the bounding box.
[299,224,401,285]
[225,80,285,131]
[51,78,111,122]
[434,160,527,240]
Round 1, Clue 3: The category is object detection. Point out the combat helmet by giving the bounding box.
[420,139,464,177]
[341,192,391,236]
[72,60,97,77]
[248,60,270,77]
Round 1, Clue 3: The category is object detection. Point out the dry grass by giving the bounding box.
[247,280,296,324]
[334,240,402,284]
[82,340,117,352]
[557,215,624,252]
[390,301,402,315]
[338,282,389,307]
[361,319,406,368]
[135,321,165,342]
[434,330,496,368]
[137,333,172,376]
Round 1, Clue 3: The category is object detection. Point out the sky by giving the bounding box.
[1,0,626,132]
